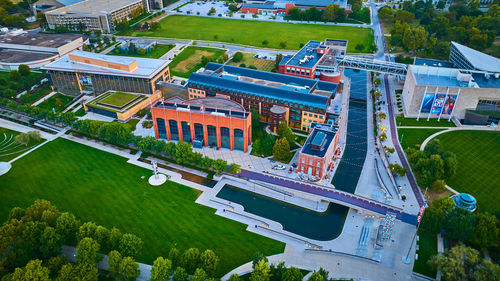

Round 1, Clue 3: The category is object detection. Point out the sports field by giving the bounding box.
[169,46,226,78]
[0,128,45,162]
[430,130,500,212]
[0,138,284,275]
[133,15,373,52]
[99,92,137,107]
[227,53,275,72]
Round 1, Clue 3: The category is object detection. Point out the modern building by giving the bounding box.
[241,0,350,15]
[0,32,87,70]
[402,65,500,124]
[297,123,340,179]
[151,96,252,152]
[32,0,85,14]
[45,0,150,33]
[84,90,162,120]
[279,39,347,83]
[42,50,170,96]
[187,63,342,131]
[449,41,500,73]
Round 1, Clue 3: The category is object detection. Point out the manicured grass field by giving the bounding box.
[227,53,275,72]
[109,44,174,59]
[0,127,45,162]
[169,46,226,78]
[397,128,445,150]
[413,231,437,278]
[132,15,373,52]
[99,92,138,107]
[36,93,74,112]
[19,86,52,105]
[396,117,455,127]
[432,130,500,213]
[0,138,284,275]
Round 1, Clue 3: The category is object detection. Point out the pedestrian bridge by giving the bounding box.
[329,56,408,76]
[238,169,418,226]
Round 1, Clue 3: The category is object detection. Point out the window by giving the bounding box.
[317,161,320,167]
[309,160,313,165]
[301,158,305,163]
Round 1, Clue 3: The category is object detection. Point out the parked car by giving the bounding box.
[273,164,286,170]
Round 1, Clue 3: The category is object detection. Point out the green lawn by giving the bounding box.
[0,138,284,275]
[19,86,52,105]
[396,117,456,127]
[169,46,226,78]
[109,44,174,59]
[398,128,445,150]
[432,130,500,213]
[0,127,45,162]
[131,15,373,52]
[413,231,437,278]
[36,93,74,112]
[99,92,138,107]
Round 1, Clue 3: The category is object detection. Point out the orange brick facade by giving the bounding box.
[151,101,252,152]
[297,130,340,178]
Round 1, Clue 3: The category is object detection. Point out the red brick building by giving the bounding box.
[297,123,340,179]
[151,97,252,152]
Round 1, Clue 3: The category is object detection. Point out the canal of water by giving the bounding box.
[217,70,369,240]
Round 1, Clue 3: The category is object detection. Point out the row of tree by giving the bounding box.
[0,200,223,281]
[0,0,28,28]
[406,139,457,192]
[73,119,241,175]
[379,1,499,58]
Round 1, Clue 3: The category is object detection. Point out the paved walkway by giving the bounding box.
[159,43,187,60]
[62,246,152,281]
[31,91,57,106]
[238,169,418,225]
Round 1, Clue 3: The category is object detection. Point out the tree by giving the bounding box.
[137,48,146,55]
[307,272,324,281]
[173,267,188,281]
[262,40,269,46]
[444,207,476,241]
[95,226,110,251]
[14,133,30,145]
[175,141,193,164]
[182,248,200,273]
[355,42,364,51]
[36,11,47,27]
[279,41,287,48]
[252,252,268,268]
[8,207,25,220]
[232,52,244,63]
[277,122,295,145]
[192,268,208,281]
[9,70,21,81]
[469,212,499,250]
[108,250,122,278]
[430,179,446,192]
[151,22,160,31]
[388,163,407,177]
[18,64,30,76]
[227,163,241,174]
[28,131,41,142]
[424,139,443,156]
[378,112,386,119]
[151,257,172,281]
[394,9,415,23]
[420,197,453,234]
[273,138,290,161]
[76,237,100,264]
[443,151,457,180]
[208,7,216,15]
[228,274,240,281]
[119,256,140,280]
[229,3,238,11]
[402,26,428,55]
[287,7,301,20]
[11,259,50,281]
[322,4,337,22]
[108,227,122,251]
[138,136,156,152]
[78,222,98,241]
[119,233,142,257]
[25,199,60,223]
[379,132,387,141]
[430,245,500,281]
[199,249,218,276]
[250,259,270,281]
[282,267,303,281]
[40,226,63,258]
[378,6,393,21]
[212,159,228,175]
[168,247,180,268]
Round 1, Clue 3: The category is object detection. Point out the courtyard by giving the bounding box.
[0,137,284,276]
[169,46,227,78]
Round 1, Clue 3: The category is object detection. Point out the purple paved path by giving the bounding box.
[379,22,425,208]
[238,170,418,226]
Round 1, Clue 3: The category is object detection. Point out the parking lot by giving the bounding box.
[177,1,229,16]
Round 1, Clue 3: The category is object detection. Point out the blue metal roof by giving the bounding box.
[210,63,318,88]
[301,127,337,157]
[188,72,330,109]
